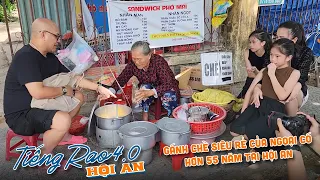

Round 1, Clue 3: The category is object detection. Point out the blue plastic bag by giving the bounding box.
[306,32,320,56]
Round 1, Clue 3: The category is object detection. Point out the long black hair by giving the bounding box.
[271,38,295,57]
[278,21,307,47]
[249,30,272,66]
[249,29,272,54]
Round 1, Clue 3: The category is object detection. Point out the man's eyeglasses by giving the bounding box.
[40,30,61,40]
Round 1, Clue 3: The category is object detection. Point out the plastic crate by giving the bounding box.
[92,51,126,67]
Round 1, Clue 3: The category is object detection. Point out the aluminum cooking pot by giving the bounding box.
[94,104,132,130]
[123,148,153,165]
[156,117,191,146]
[118,121,159,151]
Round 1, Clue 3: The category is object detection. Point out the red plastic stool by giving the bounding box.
[5,129,41,161]
[148,119,159,124]
[159,141,194,171]
[150,98,167,120]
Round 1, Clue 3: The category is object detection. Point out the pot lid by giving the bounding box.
[156,117,190,133]
[191,122,226,139]
[118,121,158,137]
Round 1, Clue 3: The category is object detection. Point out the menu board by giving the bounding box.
[107,0,204,52]
[201,52,233,86]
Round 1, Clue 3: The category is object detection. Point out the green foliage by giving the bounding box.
[0,0,16,22]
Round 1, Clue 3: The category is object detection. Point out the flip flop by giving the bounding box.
[58,135,87,145]
[231,135,244,142]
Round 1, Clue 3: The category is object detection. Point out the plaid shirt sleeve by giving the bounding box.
[297,48,314,85]
[111,61,134,91]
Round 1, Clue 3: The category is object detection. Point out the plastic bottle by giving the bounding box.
[131,82,141,109]
[132,82,138,104]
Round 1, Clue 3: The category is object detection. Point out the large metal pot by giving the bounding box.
[160,130,190,146]
[96,126,121,148]
[123,148,153,165]
[118,121,159,151]
[94,104,132,130]
[156,117,191,146]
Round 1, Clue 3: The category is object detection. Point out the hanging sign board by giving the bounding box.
[259,0,285,6]
[107,0,205,52]
[85,0,110,33]
[201,52,233,86]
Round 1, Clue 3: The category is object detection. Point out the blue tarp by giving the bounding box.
[306,33,320,56]
[257,0,320,34]
[257,0,320,56]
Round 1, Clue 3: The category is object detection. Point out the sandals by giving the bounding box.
[58,135,87,145]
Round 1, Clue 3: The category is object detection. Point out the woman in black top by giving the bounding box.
[252,21,314,116]
[237,30,272,99]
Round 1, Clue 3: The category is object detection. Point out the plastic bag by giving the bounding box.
[232,98,244,112]
[177,103,189,121]
[193,89,235,104]
[210,0,233,28]
[56,30,99,75]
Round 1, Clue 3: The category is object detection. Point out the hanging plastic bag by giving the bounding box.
[177,103,189,121]
[210,0,233,28]
[56,30,99,74]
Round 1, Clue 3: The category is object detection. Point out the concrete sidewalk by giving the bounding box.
[0,22,23,117]
[0,85,319,180]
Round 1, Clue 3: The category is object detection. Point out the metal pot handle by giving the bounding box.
[104,102,114,106]
[117,131,124,139]
[179,133,182,139]
[111,118,123,124]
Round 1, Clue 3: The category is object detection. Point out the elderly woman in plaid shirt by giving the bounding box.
[252,21,314,116]
[111,41,180,121]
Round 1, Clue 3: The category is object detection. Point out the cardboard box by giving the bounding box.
[180,64,231,92]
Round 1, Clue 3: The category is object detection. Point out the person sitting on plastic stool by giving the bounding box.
[109,41,180,121]
[3,18,116,160]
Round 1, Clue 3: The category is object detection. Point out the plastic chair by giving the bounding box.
[5,129,41,161]
[159,141,194,171]
[150,98,167,120]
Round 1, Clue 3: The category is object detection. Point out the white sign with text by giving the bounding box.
[107,0,204,52]
[201,52,233,86]
[259,0,284,6]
